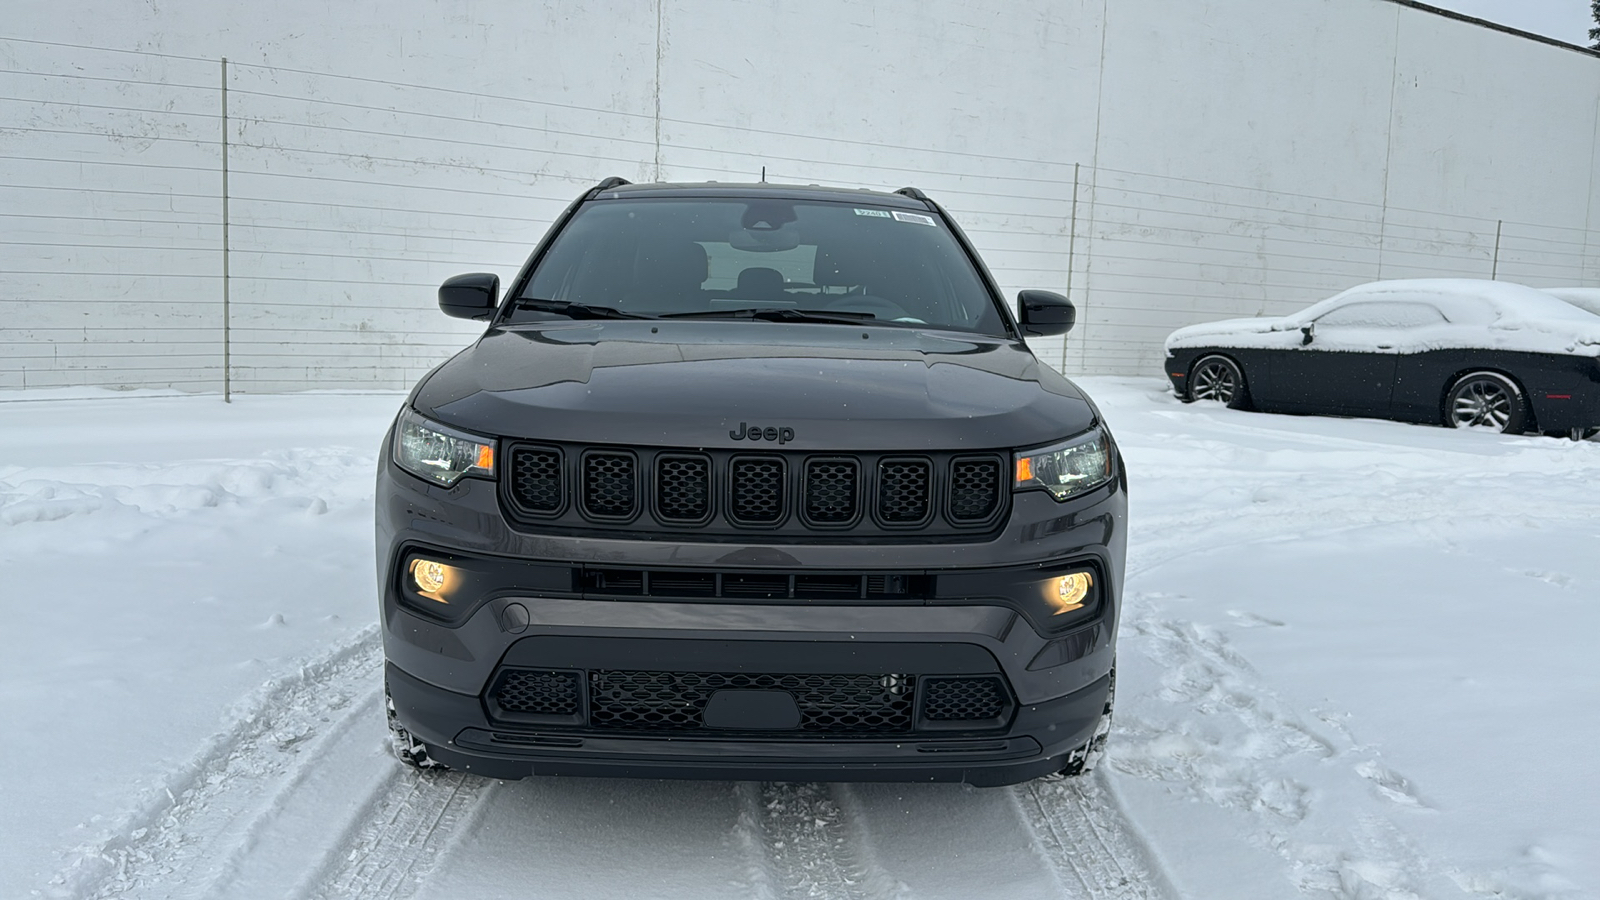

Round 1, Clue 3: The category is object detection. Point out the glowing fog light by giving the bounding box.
[1046,571,1094,616]
[408,558,455,602]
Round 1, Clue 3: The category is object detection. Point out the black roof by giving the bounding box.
[593,180,932,209]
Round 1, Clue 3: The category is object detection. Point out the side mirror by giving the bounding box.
[1017,290,1076,337]
[439,273,500,320]
[1300,322,1315,346]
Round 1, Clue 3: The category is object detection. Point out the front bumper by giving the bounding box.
[388,663,1111,785]
[377,452,1125,785]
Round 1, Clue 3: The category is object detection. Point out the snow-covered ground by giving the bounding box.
[2,380,1595,899]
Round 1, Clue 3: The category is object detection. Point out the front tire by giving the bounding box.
[1054,665,1114,779]
[386,683,448,771]
[1188,355,1251,410]
[1445,372,1526,434]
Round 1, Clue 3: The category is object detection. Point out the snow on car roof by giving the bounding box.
[1313,279,1600,326]
[1166,279,1600,357]
[1543,287,1600,318]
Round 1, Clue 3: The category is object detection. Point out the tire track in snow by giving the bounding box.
[45,626,384,900]
[296,769,494,900]
[735,781,908,900]
[1013,773,1177,900]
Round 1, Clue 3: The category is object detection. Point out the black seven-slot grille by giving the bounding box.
[502,443,1006,538]
[486,667,1015,735]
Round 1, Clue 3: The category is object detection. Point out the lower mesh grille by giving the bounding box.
[486,668,1012,733]
[922,676,1008,721]
[588,671,916,734]
[491,669,581,717]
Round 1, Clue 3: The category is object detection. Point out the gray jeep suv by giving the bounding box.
[378,178,1125,786]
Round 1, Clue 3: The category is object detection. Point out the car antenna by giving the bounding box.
[760,166,767,183]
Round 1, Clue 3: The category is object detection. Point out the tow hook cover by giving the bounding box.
[702,689,802,730]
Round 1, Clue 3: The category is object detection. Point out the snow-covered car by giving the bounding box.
[1163,279,1600,437]
[377,178,1125,786]
[1543,287,1600,318]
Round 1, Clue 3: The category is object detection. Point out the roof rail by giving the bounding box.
[895,187,931,202]
[592,176,633,193]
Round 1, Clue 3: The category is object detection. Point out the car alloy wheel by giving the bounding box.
[1189,355,1247,408]
[1446,372,1525,434]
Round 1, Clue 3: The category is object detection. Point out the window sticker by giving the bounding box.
[853,208,892,218]
[892,211,937,227]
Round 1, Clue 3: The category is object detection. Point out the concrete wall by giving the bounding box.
[1,0,1596,392]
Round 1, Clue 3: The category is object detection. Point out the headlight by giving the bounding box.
[1014,427,1114,501]
[393,408,496,486]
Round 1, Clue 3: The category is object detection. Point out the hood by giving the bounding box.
[414,320,1096,452]
[1165,316,1283,352]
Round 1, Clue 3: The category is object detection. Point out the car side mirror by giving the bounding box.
[1017,290,1076,337]
[1300,322,1315,346]
[439,273,500,320]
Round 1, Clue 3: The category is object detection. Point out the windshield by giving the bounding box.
[513,196,1008,334]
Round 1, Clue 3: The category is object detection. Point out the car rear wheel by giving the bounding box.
[1445,372,1526,434]
[1053,664,1114,779]
[387,682,448,771]
[1188,355,1250,409]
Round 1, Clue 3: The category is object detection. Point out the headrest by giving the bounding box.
[735,267,785,298]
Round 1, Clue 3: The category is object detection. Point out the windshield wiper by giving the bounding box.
[659,307,878,325]
[514,298,654,320]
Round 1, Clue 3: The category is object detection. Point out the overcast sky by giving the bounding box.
[1421,0,1592,45]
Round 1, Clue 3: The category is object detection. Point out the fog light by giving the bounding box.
[1047,571,1093,615]
[408,558,455,602]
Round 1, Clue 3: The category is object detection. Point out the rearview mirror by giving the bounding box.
[439,273,500,320]
[1017,290,1076,337]
[1300,323,1315,346]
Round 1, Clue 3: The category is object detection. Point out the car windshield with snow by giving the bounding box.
[376,179,1124,786]
[1164,279,1600,438]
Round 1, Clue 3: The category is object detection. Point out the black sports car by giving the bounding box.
[1164,279,1600,438]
